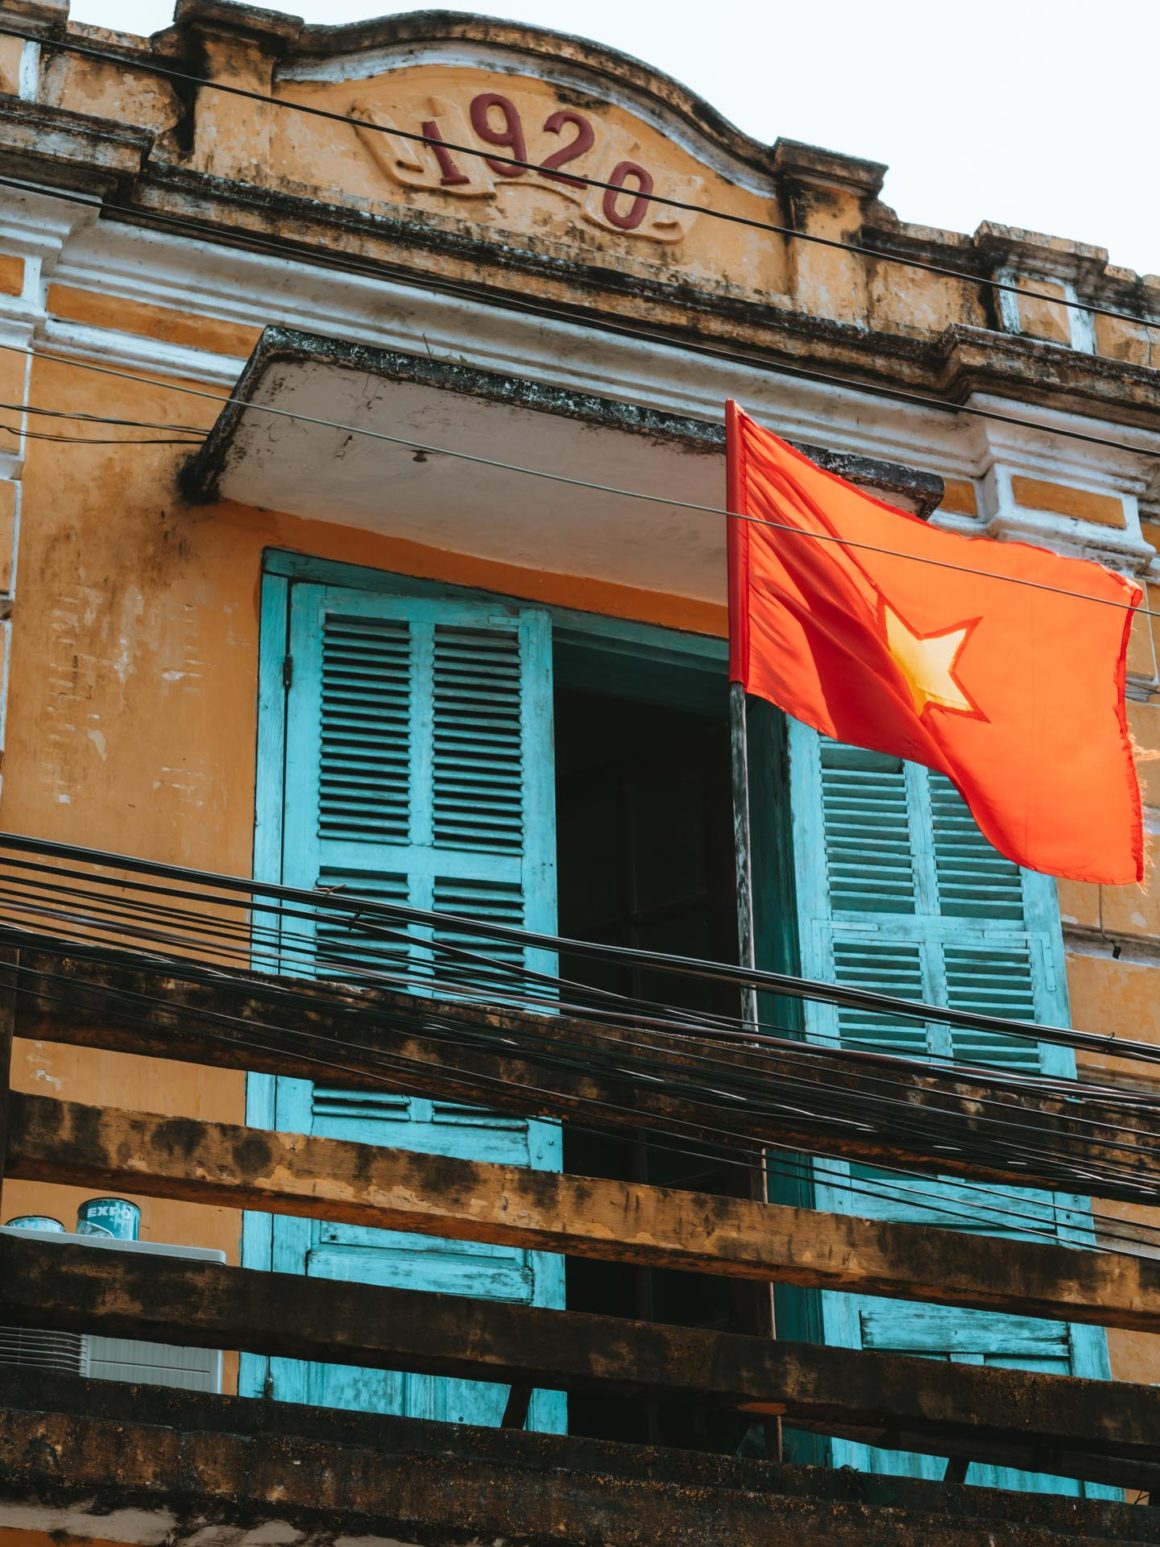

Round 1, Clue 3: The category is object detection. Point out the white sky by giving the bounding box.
[70,0,1159,279]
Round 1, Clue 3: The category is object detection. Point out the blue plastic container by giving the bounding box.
[76,1197,140,1240]
[3,1214,64,1232]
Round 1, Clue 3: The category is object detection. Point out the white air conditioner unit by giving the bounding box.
[0,1226,225,1393]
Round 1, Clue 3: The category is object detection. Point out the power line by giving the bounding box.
[15,962,1147,1257]
[5,915,1147,1239]
[0,330,1154,625]
[2,165,1157,471]
[11,401,209,436]
[8,842,1155,1131]
[10,933,1159,1254]
[2,23,1156,334]
[3,825,1157,1231]
[0,423,203,446]
[14,871,1152,1194]
[4,828,1156,1076]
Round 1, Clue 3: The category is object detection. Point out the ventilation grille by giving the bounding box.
[318,616,412,844]
[821,743,916,913]
[0,1326,85,1374]
[930,775,1024,922]
[433,625,524,854]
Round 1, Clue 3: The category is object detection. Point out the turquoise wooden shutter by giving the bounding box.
[243,582,564,1431]
[790,722,1113,1496]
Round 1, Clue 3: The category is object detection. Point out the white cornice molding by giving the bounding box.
[972,394,1157,489]
[38,319,246,388]
[0,189,100,360]
[984,510,1153,573]
[27,204,1160,522]
[41,218,975,466]
[0,194,95,273]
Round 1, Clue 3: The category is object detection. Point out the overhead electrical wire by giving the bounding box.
[11,401,209,436]
[12,871,1152,1194]
[2,927,1146,1250]
[2,830,1157,1098]
[0,423,205,446]
[2,165,1157,471]
[8,934,1159,1259]
[0,871,1136,1165]
[6,884,1160,1280]
[0,329,1156,626]
[8,852,1152,1149]
[0,965,1111,1255]
[1,23,1156,334]
[4,835,1156,1231]
[9,846,1159,1188]
[4,843,1160,1232]
[5,828,1156,1078]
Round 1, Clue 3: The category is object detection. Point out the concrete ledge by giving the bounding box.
[0,1373,1153,1547]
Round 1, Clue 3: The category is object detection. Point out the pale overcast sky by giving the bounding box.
[70,0,1158,279]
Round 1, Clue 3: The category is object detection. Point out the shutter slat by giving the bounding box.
[432,875,526,993]
[929,775,1024,922]
[313,870,414,980]
[432,623,525,855]
[312,1090,412,1121]
[317,615,412,845]
[943,943,1042,1072]
[831,938,930,1059]
[820,742,916,913]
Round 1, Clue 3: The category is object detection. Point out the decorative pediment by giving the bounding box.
[209,10,859,296]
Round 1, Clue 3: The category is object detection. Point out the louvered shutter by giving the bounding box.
[295,596,556,987]
[790,722,1112,1495]
[246,583,563,1431]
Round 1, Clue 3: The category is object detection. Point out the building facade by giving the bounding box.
[0,0,1159,1504]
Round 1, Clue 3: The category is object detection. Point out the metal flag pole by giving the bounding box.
[726,403,781,1461]
[725,400,762,1045]
[729,677,782,1461]
[729,678,760,1039]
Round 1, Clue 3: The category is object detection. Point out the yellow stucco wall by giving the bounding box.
[0,351,725,1269]
[3,339,1159,1391]
[2,17,1158,1404]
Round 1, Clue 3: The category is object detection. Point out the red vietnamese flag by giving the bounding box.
[726,402,1143,885]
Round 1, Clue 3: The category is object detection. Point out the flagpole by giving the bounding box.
[729,679,759,1038]
[726,403,781,1462]
[725,401,759,1041]
[728,678,781,1462]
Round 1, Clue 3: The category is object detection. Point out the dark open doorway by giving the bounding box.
[553,674,772,1453]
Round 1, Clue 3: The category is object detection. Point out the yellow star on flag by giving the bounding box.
[882,602,975,716]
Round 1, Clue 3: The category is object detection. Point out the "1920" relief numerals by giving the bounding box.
[351,88,702,243]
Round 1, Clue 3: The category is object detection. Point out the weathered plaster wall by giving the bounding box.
[0,0,1159,1408]
[4,341,1160,1396]
[1058,539,1160,1383]
[0,350,732,1281]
